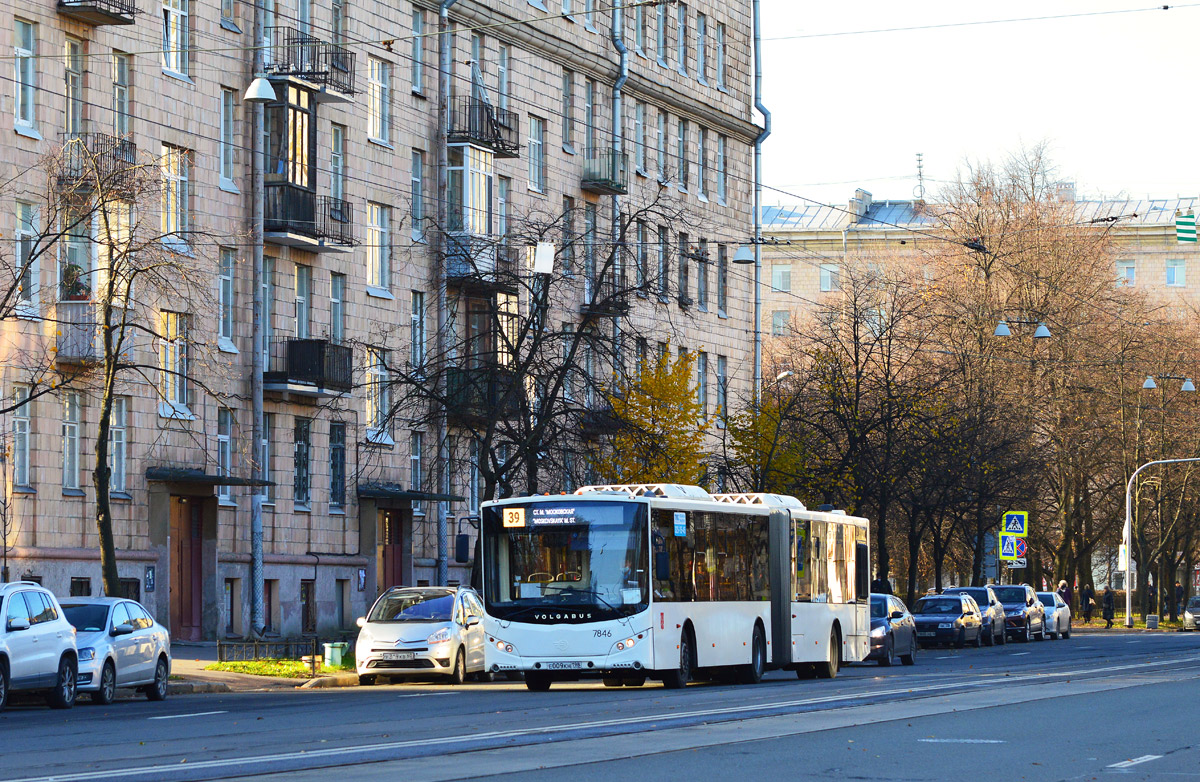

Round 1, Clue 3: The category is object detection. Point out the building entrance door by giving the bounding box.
[379,509,406,590]
[169,496,203,641]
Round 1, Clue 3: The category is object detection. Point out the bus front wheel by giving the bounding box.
[815,629,840,679]
[525,671,552,691]
[661,631,692,689]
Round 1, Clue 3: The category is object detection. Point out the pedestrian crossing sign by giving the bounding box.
[999,534,1021,561]
[1003,511,1028,537]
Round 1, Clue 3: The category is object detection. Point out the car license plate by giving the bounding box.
[918,632,935,637]
[545,661,583,670]
[381,652,415,661]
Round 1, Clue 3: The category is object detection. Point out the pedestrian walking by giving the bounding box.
[1057,580,1073,618]
[1102,586,1116,629]
[1176,581,1185,617]
[1081,584,1095,624]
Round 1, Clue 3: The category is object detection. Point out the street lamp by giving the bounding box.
[1142,375,1196,392]
[1124,458,1200,627]
[993,318,1051,339]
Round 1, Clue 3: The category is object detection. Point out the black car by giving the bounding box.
[990,584,1046,642]
[942,586,1007,646]
[867,594,917,666]
[912,594,985,648]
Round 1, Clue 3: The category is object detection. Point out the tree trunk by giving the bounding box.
[94,314,121,596]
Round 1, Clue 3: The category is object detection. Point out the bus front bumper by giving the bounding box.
[486,629,653,678]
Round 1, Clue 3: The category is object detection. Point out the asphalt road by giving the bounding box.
[2,631,1197,782]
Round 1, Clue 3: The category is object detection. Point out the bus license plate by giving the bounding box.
[381,652,415,661]
[545,661,583,670]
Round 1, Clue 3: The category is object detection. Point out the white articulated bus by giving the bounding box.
[479,483,870,691]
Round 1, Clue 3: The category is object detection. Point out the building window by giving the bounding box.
[262,257,274,364]
[112,52,130,136]
[498,176,510,236]
[70,577,92,597]
[677,232,690,303]
[410,431,423,489]
[697,128,709,198]
[110,396,127,493]
[60,207,91,302]
[162,0,189,74]
[676,119,689,191]
[1167,258,1186,287]
[716,354,728,421]
[635,3,646,53]
[12,386,31,488]
[676,3,688,74]
[657,226,670,299]
[65,39,84,136]
[366,348,391,437]
[260,413,274,500]
[717,244,728,313]
[561,195,575,274]
[696,351,707,419]
[715,22,726,89]
[497,44,510,111]
[329,422,346,508]
[696,239,708,308]
[820,263,840,292]
[634,101,647,172]
[655,1,667,65]
[636,221,648,290]
[468,438,482,511]
[696,13,707,82]
[161,145,191,247]
[528,116,546,191]
[716,134,728,203]
[62,392,81,491]
[367,203,390,290]
[217,407,233,500]
[330,272,345,344]
[584,78,596,157]
[410,291,426,370]
[584,0,595,28]
[1117,261,1135,286]
[330,0,344,44]
[410,149,424,236]
[220,87,236,186]
[561,70,575,149]
[16,201,38,306]
[656,110,669,183]
[218,248,235,346]
[772,310,789,336]
[771,264,791,292]
[367,56,390,142]
[159,311,189,413]
[331,124,346,202]
[411,7,424,93]
[470,33,485,101]
[294,417,311,508]
[294,263,310,338]
[14,20,36,129]
[447,144,495,235]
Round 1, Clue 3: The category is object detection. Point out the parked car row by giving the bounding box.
[866,584,1071,666]
[1,581,171,711]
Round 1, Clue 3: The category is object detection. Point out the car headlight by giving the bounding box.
[426,627,452,645]
[77,647,95,662]
[870,625,887,638]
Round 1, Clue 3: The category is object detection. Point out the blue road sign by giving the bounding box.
[1004,511,1028,537]
[1000,534,1019,560]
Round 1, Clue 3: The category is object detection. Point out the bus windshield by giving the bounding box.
[482,501,648,623]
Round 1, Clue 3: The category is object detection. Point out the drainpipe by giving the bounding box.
[610,0,628,373]
[435,0,459,586]
[751,0,771,398]
[249,0,266,637]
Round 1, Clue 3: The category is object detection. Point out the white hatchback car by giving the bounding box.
[1038,592,1072,640]
[1,581,79,711]
[356,587,488,685]
[60,597,172,704]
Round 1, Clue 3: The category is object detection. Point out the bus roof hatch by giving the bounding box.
[575,484,714,500]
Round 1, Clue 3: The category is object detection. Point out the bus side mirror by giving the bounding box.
[455,533,471,563]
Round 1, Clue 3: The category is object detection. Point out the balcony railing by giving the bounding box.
[264,338,352,396]
[263,27,357,96]
[582,150,629,195]
[447,98,520,158]
[56,301,97,364]
[264,183,355,248]
[57,0,135,25]
[57,133,137,192]
[446,366,517,423]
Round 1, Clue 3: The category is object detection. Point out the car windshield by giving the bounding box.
[368,591,454,622]
[949,588,988,603]
[483,501,648,622]
[61,604,109,632]
[1189,597,1200,610]
[870,597,888,618]
[992,586,1028,604]
[914,597,962,615]
[1038,594,1057,607]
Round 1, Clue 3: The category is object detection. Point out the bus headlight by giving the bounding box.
[492,637,516,654]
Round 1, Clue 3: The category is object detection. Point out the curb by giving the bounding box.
[167,682,233,695]
[299,673,360,689]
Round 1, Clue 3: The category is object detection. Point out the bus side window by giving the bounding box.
[793,520,811,601]
[855,540,870,602]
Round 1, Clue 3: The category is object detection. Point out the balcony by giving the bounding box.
[264,339,352,397]
[55,301,97,364]
[447,98,520,158]
[264,183,355,252]
[57,0,135,24]
[579,275,629,319]
[444,233,522,293]
[263,27,356,102]
[580,403,619,439]
[446,366,518,424]
[57,133,137,195]
[582,150,629,195]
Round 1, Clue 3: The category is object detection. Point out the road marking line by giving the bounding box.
[935,656,954,660]
[398,693,459,698]
[918,739,1005,744]
[14,656,1200,782]
[1010,652,1031,656]
[147,710,228,721]
[1108,755,1162,768]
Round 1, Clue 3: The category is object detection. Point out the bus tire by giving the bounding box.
[525,671,552,691]
[602,677,623,687]
[795,664,815,679]
[661,630,692,689]
[815,629,840,679]
[739,625,766,684]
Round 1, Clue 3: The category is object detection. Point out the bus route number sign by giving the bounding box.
[503,507,526,528]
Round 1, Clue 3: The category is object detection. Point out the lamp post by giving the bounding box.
[1124,457,1200,627]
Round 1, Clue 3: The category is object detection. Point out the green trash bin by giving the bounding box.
[323,642,349,668]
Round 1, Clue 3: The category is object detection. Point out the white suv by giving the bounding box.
[1,582,79,711]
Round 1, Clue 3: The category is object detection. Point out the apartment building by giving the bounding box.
[0,0,761,638]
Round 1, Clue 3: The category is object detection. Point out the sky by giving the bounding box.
[759,1,1200,209]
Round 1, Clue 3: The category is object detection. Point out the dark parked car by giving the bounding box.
[942,586,1007,646]
[991,584,1046,642]
[867,593,917,666]
[912,594,985,648]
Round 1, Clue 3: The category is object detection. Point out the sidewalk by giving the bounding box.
[169,642,309,692]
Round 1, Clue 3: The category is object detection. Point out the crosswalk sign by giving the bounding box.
[1003,511,1028,537]
[999,534,1021,561]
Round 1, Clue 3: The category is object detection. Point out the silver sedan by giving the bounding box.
[60,598,172,705]
[1037,592,1072,640]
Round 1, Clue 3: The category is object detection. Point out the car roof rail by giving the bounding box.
[1,581,42,588]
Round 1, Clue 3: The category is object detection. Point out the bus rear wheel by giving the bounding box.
[739,625,766,684]
[661,630,692,689]
[815,629,840,679]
